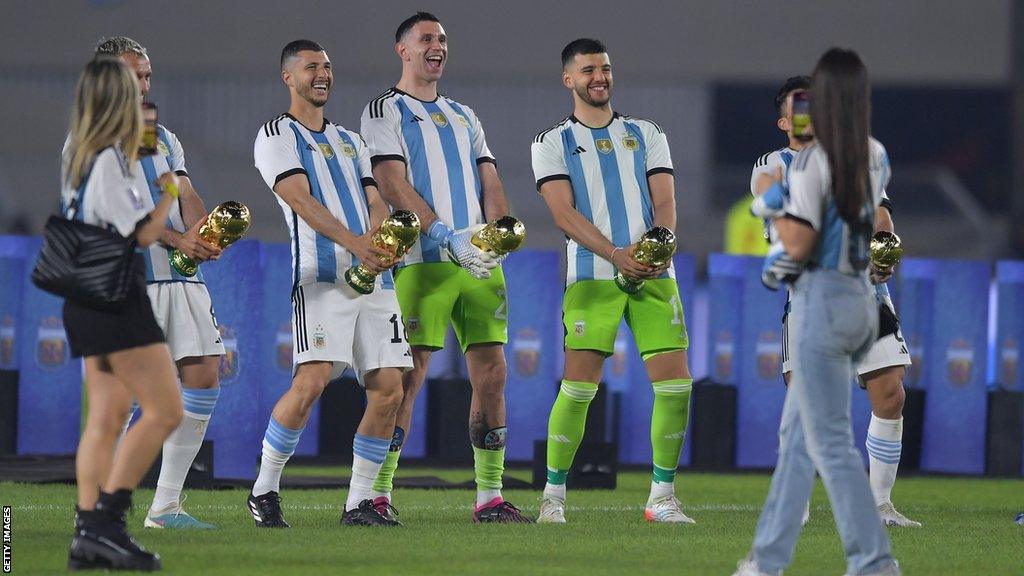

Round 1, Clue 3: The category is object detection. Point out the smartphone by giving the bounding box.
[139,102,158,156]
[791,90,813,142]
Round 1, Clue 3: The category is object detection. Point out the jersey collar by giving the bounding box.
[569,111,619,130]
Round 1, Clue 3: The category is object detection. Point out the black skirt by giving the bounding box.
[63,255,165,358]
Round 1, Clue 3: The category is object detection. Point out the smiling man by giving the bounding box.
[360,12,531,524]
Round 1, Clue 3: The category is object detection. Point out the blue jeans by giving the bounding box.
[751,270,895,575]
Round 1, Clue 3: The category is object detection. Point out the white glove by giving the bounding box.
[447,225,496,280]
[761,241,804,291]
[750,181,788,219]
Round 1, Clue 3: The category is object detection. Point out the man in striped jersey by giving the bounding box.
[751,76,919,528]
[360,12,530,524]
[249,40,412,528]
[531,38,694,524]
[94,36,224,530]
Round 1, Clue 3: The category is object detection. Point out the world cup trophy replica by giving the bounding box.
[614,226,676,294]
[470,215,527,256]
[169,201,252,277]
[345,210,421,295]
[870,230,904,275]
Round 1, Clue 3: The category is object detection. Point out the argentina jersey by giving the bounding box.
[60,146,148,237]
[254,114,391,291]
[360,88,495,266]
[134,124,204,283]
[785,137,891,277]
[750,147,797,244]
[531,113,673,286]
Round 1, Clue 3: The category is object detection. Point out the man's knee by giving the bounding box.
[180,356,220,390]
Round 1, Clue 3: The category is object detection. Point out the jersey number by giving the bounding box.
[389,314,406,344]
[494,289,507,320]
[669,294,683,325]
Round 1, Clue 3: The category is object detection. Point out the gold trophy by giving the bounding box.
[614,226,676,294]
[169,201,252,277]
[870,230,904,275]
[471,215,527,256]
[345,210,421,295]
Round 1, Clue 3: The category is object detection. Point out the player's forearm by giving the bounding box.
[138,194,175,247]
[292,197,359,251]
[552,208,617,262]
[652,197,675,232]
[365,187,390,229]
[177,177,208,229]
[874,206,894,234]
[479,163,509,221]
[648,173,676,232]
[375,167,441,230]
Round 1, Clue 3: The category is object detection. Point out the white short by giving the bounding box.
[292,282,413,382]
[782,294,911,378]
[146,282,225,361]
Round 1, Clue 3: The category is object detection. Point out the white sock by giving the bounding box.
[649,480,675,501]
[476,489,502,507]
[151,411,211,512]
[543,483,566,501]
[370,490,390,501]
[346,455,384,512]
[865,413,903,506]
[252,440,292,497]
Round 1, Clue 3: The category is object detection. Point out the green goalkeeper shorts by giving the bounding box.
[562,278,689,356]
[395,262,508,352]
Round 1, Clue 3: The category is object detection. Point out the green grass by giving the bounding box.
[3,468,1023,575]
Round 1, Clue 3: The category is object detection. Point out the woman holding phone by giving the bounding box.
[62,56,184,572]
[735,48,900,576]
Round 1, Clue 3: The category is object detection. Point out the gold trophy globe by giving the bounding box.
[471,215,527,255]
[345,210,421,295]
[870,230,904,275]
[169,201,251,277]
[614,226,676,294]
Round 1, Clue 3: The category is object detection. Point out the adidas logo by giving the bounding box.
[549,434,572,443]
[411,115,424,122]
[570,146,586,156]
[306,144,315,151]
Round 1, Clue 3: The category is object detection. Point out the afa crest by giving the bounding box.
[1,314,16,369]
[595,138,614,154]
[340,142,357,158]
[407,318,421,334]
[318,143,335,159]
[1000,338,1018,387]
[36,316,68,371]
[755,331,782,380]
[945,338,973,388]
[157,140,170,157]
[312,326,327,350]
[714,331,734,382]
[621,135,639,151]
[512,327,541,378]
[574,320,585,336]
[276,322,292,372]
[218,325,239,382]
[430,112,448,128]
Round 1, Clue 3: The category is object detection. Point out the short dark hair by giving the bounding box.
[95,36,147,58]
[561,38,607,68]
[395,12,441,43]
[281,39,325,70]
[774,75,811,117]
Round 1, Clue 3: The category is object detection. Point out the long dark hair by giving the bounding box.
[810,48,870,225]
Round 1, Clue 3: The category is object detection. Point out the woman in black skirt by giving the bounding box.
[61,56,184,572]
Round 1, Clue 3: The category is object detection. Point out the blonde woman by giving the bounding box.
[62,56,183,572]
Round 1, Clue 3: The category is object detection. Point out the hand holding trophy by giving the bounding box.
[614,226,676,294]
[470,215,527,257]
[345,210,421,295]
[169,201,252,277]
[869,230,903,282]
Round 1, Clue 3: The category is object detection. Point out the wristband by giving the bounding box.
[609,246,622,262]
[426,220,452,244]
[161,182,180,199]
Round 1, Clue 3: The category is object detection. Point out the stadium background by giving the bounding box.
[2,2,1024,575]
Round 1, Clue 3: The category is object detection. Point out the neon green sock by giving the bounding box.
[371,449,401,494]
[651,379,692,483]
[545,380,599,484]
[473,446,505,490]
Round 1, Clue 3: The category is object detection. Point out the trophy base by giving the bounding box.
[168,252,199,278]
[344,267,376,295]
[613,273,644,295]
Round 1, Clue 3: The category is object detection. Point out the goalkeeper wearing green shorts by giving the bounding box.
[531,38,694,524]
[359,12,531,523]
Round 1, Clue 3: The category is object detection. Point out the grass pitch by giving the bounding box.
[3,467,1022,575]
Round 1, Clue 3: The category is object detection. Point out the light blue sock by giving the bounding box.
[348,434,392,510]
[252,418,304,496]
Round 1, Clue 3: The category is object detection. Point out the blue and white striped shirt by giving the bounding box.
[360,88,495,267]
[254,114,391,291]
[531,113,674,287]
